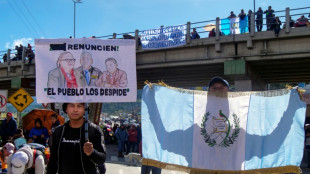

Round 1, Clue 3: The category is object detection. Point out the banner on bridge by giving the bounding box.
[140,25,186,50]
[221,17,248,35]
[142,84,306,174]
[35,38,137,103]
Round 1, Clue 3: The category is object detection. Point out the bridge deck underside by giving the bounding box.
[0,57,309,97]
[137,57,310,89]
[248,57,310,84]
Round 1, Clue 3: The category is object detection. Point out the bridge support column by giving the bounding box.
[234,79,265,91]
[88,103,102,125]
[186,22,191,44]
[285,8,290,33]
[224,59,266,91]
[135,29,140,50]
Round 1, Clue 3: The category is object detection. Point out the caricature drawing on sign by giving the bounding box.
[96,57,128,88]
[47,52,86,88]
[75,52,102,87]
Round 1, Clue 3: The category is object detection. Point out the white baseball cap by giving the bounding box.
[4,142,15,154]
[11,151,28,174]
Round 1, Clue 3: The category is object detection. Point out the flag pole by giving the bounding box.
[85,103,89,141]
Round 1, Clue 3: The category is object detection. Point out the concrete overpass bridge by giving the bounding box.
[0,26,310,97]
[136,26,310,91]
[1,7,310,96]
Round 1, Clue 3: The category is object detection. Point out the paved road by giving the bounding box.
[106,163,187,174]
[105,163,310,174]
[105,144,310,174]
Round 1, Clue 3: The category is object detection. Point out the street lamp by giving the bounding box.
[254,0,256,14]
[73,0,82,38]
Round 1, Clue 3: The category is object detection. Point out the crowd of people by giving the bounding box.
[191,6,310,39]
[0,76,309,173]
[102,123,142,158]
[1,43,34,64]
[0,111,63,173]
[0,107,147,173]
[0,103,106,174]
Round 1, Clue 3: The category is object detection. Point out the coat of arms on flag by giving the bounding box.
[141,82,306,174]
[201,111,240,148]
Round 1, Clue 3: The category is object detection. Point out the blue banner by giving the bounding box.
[141,25,186,50]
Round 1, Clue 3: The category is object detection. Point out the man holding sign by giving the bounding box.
[47,103,106,174]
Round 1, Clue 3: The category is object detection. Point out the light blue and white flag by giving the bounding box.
[221,17,248,35]
[142,84,306,174]
[220,18,231,35]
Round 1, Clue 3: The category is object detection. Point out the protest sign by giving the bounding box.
[35,38,137,103]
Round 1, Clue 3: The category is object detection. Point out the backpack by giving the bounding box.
[21,143,47,174]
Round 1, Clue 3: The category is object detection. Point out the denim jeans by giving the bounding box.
[118,140,125,152]
[127,142,137,154]
[141,165,162,174]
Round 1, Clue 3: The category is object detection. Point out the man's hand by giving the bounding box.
[41,134,45,138]
[83,141,93,156]
[33,135,37,139]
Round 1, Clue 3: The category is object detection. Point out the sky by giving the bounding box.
[0,0,309,56]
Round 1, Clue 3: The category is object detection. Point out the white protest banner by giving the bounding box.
[35,38,137,103]
[141,24,186,50]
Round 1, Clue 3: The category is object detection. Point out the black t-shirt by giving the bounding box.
[59,126,84,174]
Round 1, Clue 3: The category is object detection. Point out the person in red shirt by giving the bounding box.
[127,125,138,155]
[209,28,216,37]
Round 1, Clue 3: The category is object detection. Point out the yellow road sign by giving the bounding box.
[8,88,34,112]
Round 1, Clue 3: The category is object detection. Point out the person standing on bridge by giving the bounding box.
[264,6,274,31]
[228,11,236,18]
[255,7,263,32]
[247,10,253,32]
[0,112,17,145]
[191,28,200,39]
[47,103,106,174]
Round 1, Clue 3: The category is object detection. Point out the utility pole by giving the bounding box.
[73,0,82,38]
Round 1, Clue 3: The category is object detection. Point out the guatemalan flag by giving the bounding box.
[221,17,248,35]
[141,84,306,174]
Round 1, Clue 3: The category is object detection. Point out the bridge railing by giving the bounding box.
[1,6,309,63]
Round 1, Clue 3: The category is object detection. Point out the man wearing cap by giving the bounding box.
[0,112,17,144]
[208,76,229,92]
[0,142,15,172]
[7,145,45,174]
[47,103,106,174]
